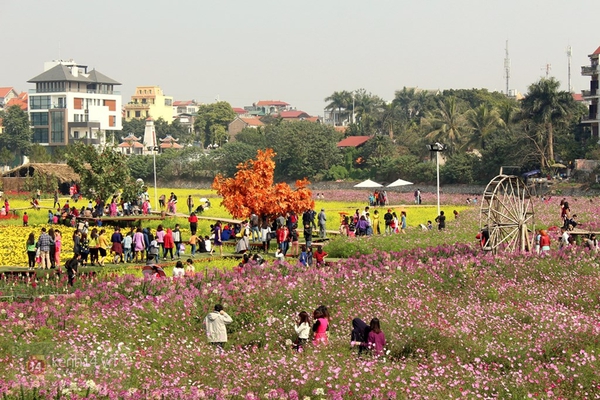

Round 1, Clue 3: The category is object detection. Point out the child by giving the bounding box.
[204,235,212,255]
[188,232,198,257]
[274,248,285,261]
[47,210,54,224]
[426,220,433,230]
[293,311,310,352]
[306,246,313,267]
[185,258,195,275]
[298,245,308,266]
[23,212,29,227]
[312,308,329,345]
[172,260,185,278]
[352,318,386,357]
[314,247,328,267]
[123,232,133,263]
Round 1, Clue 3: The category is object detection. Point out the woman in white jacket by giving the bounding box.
[204,304,233,350]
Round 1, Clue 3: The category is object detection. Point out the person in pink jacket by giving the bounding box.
[312,308,329,345]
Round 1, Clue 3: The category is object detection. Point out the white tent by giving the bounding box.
[354,179,383,188]
[387,178,413,187]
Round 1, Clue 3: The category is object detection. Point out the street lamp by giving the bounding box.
[148,145,159,211]
[427,143,447,216]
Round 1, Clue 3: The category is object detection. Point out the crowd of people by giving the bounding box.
[202,303,386,357]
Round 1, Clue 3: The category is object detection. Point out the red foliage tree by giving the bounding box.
[212,149,314,219]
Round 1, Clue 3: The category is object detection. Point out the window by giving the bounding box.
[30,112,49,126]
[33,128,49,143]
[73,131,80,139]
[30,96,51,110]
[50,111,65,143]
[135,111,141,118]
[165,99,172,106]
[127,111,130,118]
[109,115,116,127]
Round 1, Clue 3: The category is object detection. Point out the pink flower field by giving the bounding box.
[2,194,600,398]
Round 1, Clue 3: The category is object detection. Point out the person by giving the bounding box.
[293,311,311,352]
[317,208,327,239]
[539,229,551,253]
[158,194,166,210]
[172,224,182,259]
[560,227,570,249]
[391,212,398,234]
[188,212,198,236]
[204,235,212,255]
[314,247,328,267]
[274,248,285,262]
[133,228,145,262]
[250,212,260,242]
[453,210,459,219]
[299,245,308,266]
[47,210,54,224]
[186,195,194,215]
[110,227,124,264]
[185,258,195,275]
[261,220,272,254]
[400,211,407,234]
[534,229,541,254]
[312,308,329,345]
[80,232,90,266]
[188,231,199,257]
[204,304,233,351]
[585,233,599,252]
[53,189,59,209]
[54,229,62,268]
[65,253,81,287]
[26,232,37,270]
[23,212,29,227]
[123,231,133,263]
[426,220,433,230]
[435,211,446,231]
[303,223,313,250]
[384,209,393,235]
[212,221,223,256]
[306,246,314,267]
[350,318,370,355]
[163,228,175,260]
[97,229,109,266]
[352,318,386,357]
[235,228,249,254]
[173,260,185,278]
[476,227,490,249]
[372,210,381,235]
[565,214,578,231]
[290,225,299,256]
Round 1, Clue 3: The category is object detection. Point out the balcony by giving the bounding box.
[582,65,600,76]
[581,114,600,123]
[125,102,150,109]
[582,90,599,99]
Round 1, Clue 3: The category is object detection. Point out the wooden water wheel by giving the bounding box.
[479,174,535,253]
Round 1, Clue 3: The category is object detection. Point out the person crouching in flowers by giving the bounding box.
[293,311,310,352]
[204,304,233,352]
[312,308,329,345]
[351,318,386,357]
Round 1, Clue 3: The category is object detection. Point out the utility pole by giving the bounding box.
[541,63,552,78]
[567,45,573,92]
[504,40,511,96]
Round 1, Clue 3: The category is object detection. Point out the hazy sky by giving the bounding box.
[2,0,600,116]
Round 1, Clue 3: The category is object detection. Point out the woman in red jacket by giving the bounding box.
[163,228,175,260]
[188,212,198,235]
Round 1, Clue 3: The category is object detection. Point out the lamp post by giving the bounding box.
[148,145,159,211]
[427,143,446,216]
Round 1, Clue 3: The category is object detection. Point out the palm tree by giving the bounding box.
[324,91,352,126]
[421,96,468,154]
[465,104,504,150]
[520,78,577,166]
[353,89,385,134]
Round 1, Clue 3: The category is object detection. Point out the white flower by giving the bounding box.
[85,380,97,391]
[314,388,325,395]
[18,313,24,319]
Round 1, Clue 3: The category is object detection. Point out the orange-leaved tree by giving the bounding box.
[212,149,314,219]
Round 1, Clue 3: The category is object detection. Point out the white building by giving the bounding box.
[27,59,122,153]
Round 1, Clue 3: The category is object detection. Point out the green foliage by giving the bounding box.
[213,142,263,177]
[28,144,51,163]
[65,143,135,201]
[154,117,193,144]
[324,165,349,180]
[194,102,236,147]
[441,153,481,184]
[121,118,145,138]
[22,169,58,193]
[0,105,32,164]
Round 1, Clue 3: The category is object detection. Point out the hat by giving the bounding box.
[321,208,325,211]
[388,209,392,212]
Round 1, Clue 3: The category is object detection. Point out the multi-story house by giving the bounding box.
[582,46,600,138]
[124,86,173,122]
[27,60,122,151]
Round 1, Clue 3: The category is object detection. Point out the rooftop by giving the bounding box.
[337,135,371,148]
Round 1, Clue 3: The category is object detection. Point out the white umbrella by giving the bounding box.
[387,178,413,187]
[354,179,383,188]
[199,198,208,202]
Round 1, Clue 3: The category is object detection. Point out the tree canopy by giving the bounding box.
[0,105,32,165]
[212,149,314,219]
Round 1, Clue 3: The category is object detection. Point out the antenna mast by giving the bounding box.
[541,63,552,78]
[504,40,511,96]
[567,45,573,92]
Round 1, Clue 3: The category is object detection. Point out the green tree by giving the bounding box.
[0,105,32,165]
[194,102,236,147]
[465,104,504,150]
[352,89,386,135]
[65,143,136,202]
[28,144,52,163]
[422,97,468,154]
[520,78,581,166]
[324,90,352,126]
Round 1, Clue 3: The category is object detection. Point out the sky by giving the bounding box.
[2,0,600,116]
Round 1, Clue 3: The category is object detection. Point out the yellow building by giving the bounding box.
[124,86,174,122]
